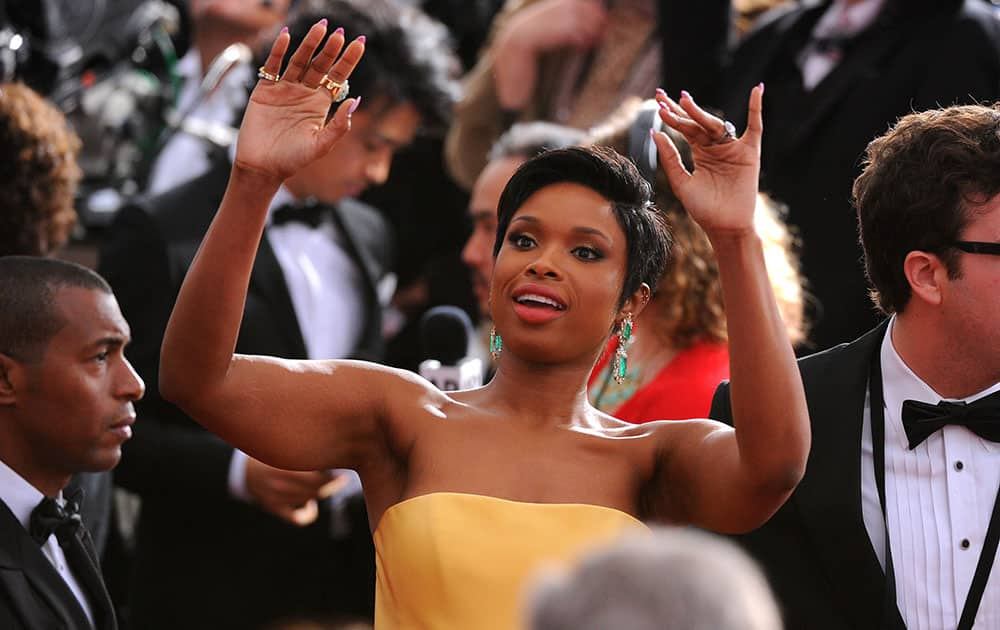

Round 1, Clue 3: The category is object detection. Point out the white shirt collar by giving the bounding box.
[813,0,887,38]
[176,49,202,81]
[0,457,48,529]
[881,316,1000,451]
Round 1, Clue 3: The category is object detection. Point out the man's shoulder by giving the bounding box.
[797,321,888,380]
[140,163,231,235]
[0,499,24,565]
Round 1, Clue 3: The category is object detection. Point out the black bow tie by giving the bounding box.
[271,202,330,228]
[29,495,82,546]
[809,33,857,55]
[901,389,1000,450]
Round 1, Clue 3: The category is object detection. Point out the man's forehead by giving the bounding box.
[363,100,422,146]
[53,287,130,341]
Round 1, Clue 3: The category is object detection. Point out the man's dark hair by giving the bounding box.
[495,146,672,308]
[276,0,460,131]
[488,122,589,163]
[0,256,111,363]
[854,103,1000,314]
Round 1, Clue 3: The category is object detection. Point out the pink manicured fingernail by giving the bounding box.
[334,27,344,35]
[681,90,691,100]
[658,100,669,110]
[655,88,667,98]
[356,35,366,44]
[318,18,328,26]
[280,26,288,34]
[758,82,765,93]
[348,96,362,115]
[649,128,657,138]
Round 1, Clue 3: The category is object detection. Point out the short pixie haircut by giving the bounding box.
[854,103,1000,314]
[494,146,672,308]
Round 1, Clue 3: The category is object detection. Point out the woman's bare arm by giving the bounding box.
[647,86,810,533]
[159,21,413,471]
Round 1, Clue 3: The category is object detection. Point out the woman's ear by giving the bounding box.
[620,283,651,320]
[903,250,946,307]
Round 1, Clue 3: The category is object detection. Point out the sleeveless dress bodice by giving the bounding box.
[373,492,646,629]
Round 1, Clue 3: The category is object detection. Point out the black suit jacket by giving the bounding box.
[97,161,388,629]
[717,0,1000,350]
[0,499,117,630]
[709,321,906,629]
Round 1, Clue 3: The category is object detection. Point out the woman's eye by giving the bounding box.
[508,233,535,249]
[573,246,603,261]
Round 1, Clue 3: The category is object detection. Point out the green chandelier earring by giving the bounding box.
[490,326,503,360]
[611,313,633,385]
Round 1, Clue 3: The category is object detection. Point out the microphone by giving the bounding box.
[418,306,483,391]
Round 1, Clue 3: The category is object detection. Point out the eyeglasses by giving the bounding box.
[952,241,1000,256]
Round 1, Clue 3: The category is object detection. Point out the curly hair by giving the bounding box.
[589,98,807,349]
[854,103,1000,315]
[0,82,81,256]
[277,0,461,132]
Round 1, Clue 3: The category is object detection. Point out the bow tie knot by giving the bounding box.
[901,389,1000,450]
[271,201,330,228]
[29,496,82,546]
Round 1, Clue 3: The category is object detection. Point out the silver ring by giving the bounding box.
[257,66,279,82]
[718,120,737,143]
[319,75,350,103]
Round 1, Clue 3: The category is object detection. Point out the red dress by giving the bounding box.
[588,338,730,423]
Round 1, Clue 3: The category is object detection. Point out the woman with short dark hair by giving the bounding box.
[159,23,809,629]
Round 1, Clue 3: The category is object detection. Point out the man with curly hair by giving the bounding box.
[0,82,81,257]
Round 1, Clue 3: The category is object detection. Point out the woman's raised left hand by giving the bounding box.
[233,20,365,186]
[651,85,763,237]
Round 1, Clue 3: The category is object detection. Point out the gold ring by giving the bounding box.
[257,66,279,82]
[319,75,349,103]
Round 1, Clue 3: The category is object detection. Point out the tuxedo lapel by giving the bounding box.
[778,3,941,157]
[249,236,309,359]
[0,501,94,629]
[66,528,117,630]
[330,200,385,293]
[794,321,905,629]
[329,200,390,360]
[780,30,898,155]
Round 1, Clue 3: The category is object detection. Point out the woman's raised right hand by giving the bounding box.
[233,20,365,186]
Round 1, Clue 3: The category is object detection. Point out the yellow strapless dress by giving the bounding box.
[372,492,646,630]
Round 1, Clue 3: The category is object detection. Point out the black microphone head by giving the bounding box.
[420,305,473,365]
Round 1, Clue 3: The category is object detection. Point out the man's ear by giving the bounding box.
[903,250,947,307]
[0,352,20,405]
[620,282,652,320]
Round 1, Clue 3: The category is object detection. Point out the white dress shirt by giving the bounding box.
[228,186,366,502]
[799,0,886,90]
[861,318,1000,630]
[147,50,252,194]
[0,459,95,626]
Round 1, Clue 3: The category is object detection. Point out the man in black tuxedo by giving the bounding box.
[0,257,145,630]
[711,103,1000,629]
[716,0,1000,351]
[97,2,459,628]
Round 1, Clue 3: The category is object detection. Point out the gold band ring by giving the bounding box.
[319,75,350,103]
[257,66,280,82]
